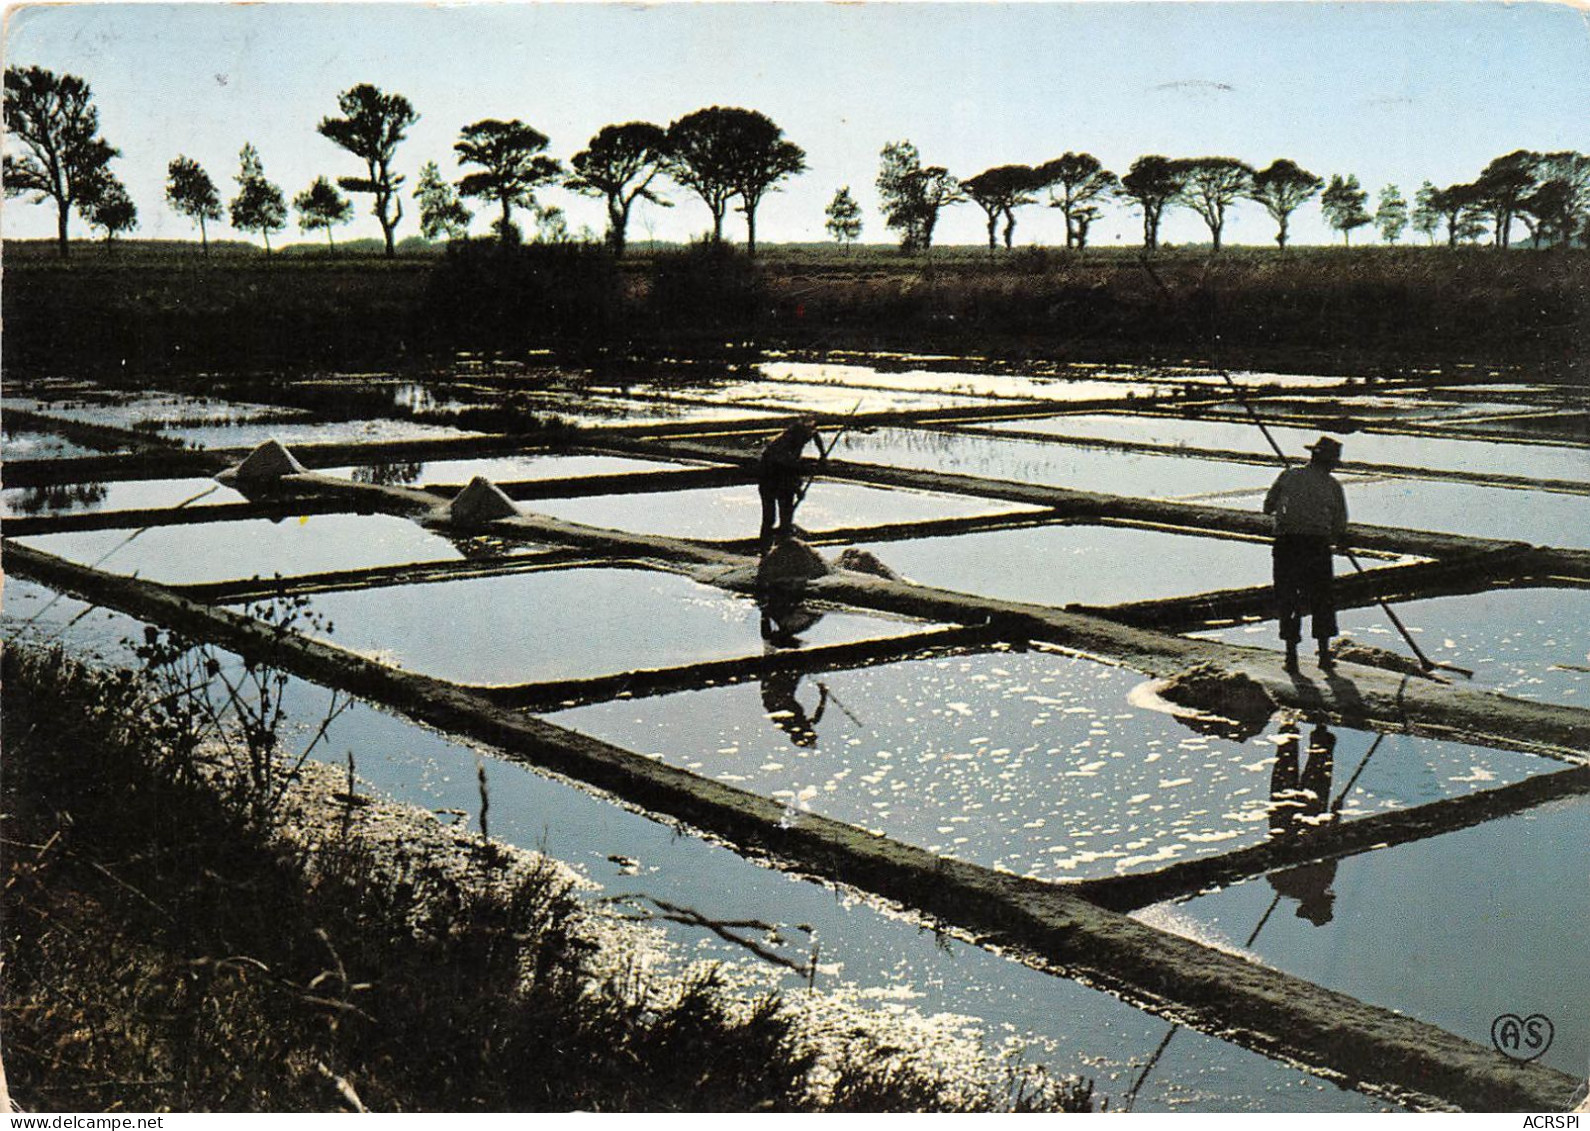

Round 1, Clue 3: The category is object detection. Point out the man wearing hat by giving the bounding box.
[1263,436,1348,671]
[758,417,828,547]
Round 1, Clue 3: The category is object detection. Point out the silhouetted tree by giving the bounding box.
[724,111,805,255]
[666,107,804,253]
[1517,151,1590,248]
[455,118,561,244]
[567,122,670,256]
[1175,157,1253,251]
[414,160,471,242]
[1119,155,1184,251]
[1411,181,1442,245]
[3,65,119,257]
[317,83,418,257]
[1248,159,1321,249]
[293,175,353,252]
[1037,153,1117,249]
[1473,149,1538,248]
[823,186,863,250]
[1427,182,1486,247]
[228,143,287,253]
[961,165,1039,250]
[1321,174,1372,245]
[166,156,222,254]
[1375,184,1408,245]
[82,174,136,248]
[876,141,962,254]
[665,108,742,243]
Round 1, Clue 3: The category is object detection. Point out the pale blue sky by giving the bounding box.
[5,2,1588,248]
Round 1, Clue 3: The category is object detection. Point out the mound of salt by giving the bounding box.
[1159,662,1276,740]
[449,476,520,525]
[229,438,307,483]
[757,537,830,589]
[833,546,900,580]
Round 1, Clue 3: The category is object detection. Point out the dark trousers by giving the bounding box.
[759,472,800,542]
[1273,534,1338,644]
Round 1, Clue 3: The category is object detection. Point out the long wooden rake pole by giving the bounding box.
[1218,371,1471,678]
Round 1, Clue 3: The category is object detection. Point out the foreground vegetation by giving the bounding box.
[5,240,1586,382]
[0,642,1092,1113]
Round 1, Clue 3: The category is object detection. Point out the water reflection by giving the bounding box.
[759,598,831,747]
[12,481,109,515]
[353,460,426,487]
[1264,723,1338,928]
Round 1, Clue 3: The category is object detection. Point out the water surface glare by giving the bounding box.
[967,414,1590,485]
[1344,478,1590,549]
[548,649,1547,881]
[0,577,1387,1111]
[1203,587,1590,706]
[3,477,248,518]
[161,418,487,450]
[11,513,477,584]
[290,567,928,685]
[315,453,684,487]
[833,428,1275,500]
[858,523,1275,608]
[1147,795,1590,1078]
[524,482,1040,542]
[1,430,116,459]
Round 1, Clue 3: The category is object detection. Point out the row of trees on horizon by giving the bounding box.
[7,64,1590,261]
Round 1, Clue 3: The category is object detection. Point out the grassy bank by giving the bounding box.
[0,641,1092,1113]
[4,239,1585,380]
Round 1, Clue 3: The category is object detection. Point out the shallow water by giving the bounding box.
[631,377,999,415]
[8,389,308,430]
[10,513,489,584]
[853,523,1276,608]
[2,430,117,460]
[289,566,931,685]
[832,428,1278,500]
[1203,587,1590,707]
[524,481,1042,542]
[1145,795,1590,1078]
[762,361,1346,398]
[1196,395,1540,424]
[1344,478,1590,549]
[2,477,248,518]
[967,414,1590,485]
[548,648,1549,882]
[160,418,488,450]
[756,363,1161,404]
[314,453,685,487]
[0,578,1389,1112]
[508,391,772,428]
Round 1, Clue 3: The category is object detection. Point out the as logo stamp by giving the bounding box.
[1491,1013,1554,1063]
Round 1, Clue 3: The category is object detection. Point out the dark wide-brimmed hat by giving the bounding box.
[1306,436,1344,461]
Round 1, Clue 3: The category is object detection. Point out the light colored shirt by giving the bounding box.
[1264,463,1348,540]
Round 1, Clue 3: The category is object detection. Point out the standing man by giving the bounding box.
[758,417,827,547]
[1263,436,1348,672]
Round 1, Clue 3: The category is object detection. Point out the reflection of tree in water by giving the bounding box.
[352,461,426,487]
[14,481,109,515]
[1266,722,1338,927]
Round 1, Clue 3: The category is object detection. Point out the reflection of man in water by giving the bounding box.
[759,417,827,547]
[758,599,830,746]
[759,668,829,748]
[1267,722,1338,926]
[1263,436,1348,672]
